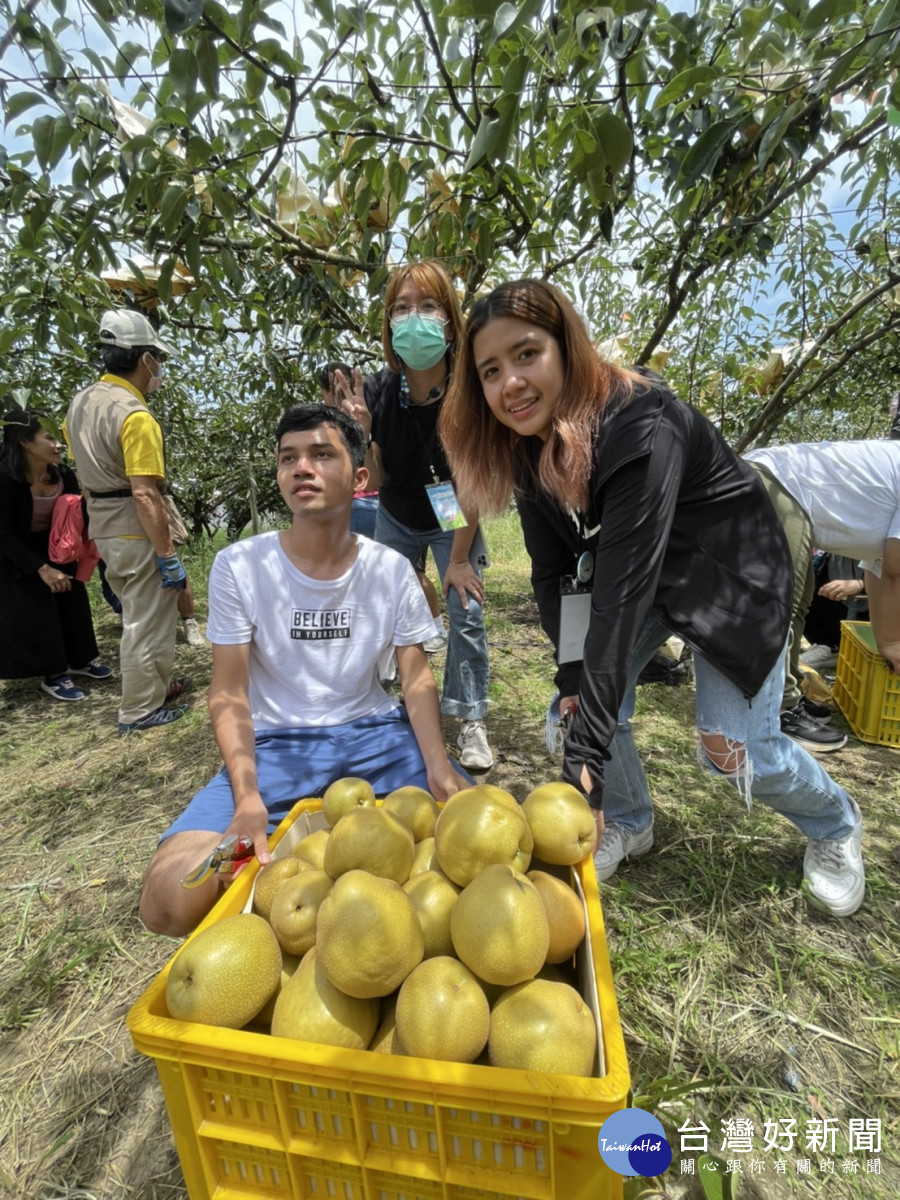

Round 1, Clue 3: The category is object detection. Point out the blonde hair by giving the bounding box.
[441,279,643,513]
[381,261,465,374]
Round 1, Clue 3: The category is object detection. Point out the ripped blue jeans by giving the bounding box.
[603,616,856,842]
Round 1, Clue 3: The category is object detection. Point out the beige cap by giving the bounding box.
[99,309,175,357]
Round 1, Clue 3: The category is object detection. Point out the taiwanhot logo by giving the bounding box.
[597,1107,673,1177]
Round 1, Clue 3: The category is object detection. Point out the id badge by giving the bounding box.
[426,480,468,531]
[559,581,591,664]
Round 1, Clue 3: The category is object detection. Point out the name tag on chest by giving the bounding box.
[559,588,591,664]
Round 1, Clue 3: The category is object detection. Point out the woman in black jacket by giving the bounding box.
[440,279,864,917]
[0,409,110,701]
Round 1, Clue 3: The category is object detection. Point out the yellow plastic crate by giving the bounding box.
[128,800,630,1200]
[833,620,900,748]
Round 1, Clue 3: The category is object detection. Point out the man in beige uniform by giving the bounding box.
[65,310,191,732]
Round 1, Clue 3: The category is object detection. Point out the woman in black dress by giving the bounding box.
[0,409,111,701]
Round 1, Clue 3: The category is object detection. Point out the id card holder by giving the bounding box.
[426,480,468,531]
[559,579,591,664]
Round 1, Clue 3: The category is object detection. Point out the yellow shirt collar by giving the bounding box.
[101,373,146,404]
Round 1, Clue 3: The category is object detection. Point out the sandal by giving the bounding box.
[165,677,193,702]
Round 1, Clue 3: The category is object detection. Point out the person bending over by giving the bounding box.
[439,278,864,917]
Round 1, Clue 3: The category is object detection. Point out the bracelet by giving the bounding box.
[449,558,469,565]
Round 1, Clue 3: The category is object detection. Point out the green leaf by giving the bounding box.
[31,114,73,171]
[208,177,237,220]
[124,259,149,289]
[487,1,532,49]
[870,0,900,37]
[757,98,805,167]
[4,92,47,124]
[696,1154,737,1200]
[32,114,55,171]
[575,8,615,48]
[114,41,146,83]
[464,57,528,172]
[803,0,848,33]
[164,0,206,37]
[183,234,203,280]
[387,158,408,206]
[679,120,734,188]
[598,203,614,243]
[169,48,199,101]
[157,257,175,304]
[489,1,525,46]
[653,65,719,111]
[196,32,220,97]
[887,106,900,127]
[593,109,633,173]
[159,183,188,234]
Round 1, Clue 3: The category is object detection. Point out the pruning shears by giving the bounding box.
[180,833,255,889]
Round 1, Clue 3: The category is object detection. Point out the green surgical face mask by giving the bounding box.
[391,315,448,371]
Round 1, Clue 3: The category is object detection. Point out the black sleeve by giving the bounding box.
[515,492,583,698]
[563,419,687,807]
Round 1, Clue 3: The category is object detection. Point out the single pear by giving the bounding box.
[316,870,424,998]
[272,947,379,1050]
[165,913,281,1029]
[489,979,597,1077]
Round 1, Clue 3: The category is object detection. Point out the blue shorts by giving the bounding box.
[162,710,467,840]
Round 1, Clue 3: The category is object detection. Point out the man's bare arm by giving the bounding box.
[865,536,900,672]
[208,642,272,863]
[129,475,176,557]
[395,644,468,801]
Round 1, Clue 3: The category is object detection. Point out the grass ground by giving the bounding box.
[0,509,897,1200]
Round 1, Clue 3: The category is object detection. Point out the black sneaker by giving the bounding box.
[780,704,847,752]
[797,695,833,723]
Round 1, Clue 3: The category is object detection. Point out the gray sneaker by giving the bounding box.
[593,822,654,882]
[457,720,494,770]
[802,801,865,917]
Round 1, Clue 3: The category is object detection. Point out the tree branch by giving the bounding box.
[737,272,900,449]
[237,77,299,207]
[636,109,889,362]
[412,0,476,132]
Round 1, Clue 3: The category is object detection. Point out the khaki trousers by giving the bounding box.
[751,464,815,711]
[95,535,178,724]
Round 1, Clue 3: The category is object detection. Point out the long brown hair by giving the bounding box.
[381,260,465,374]
[441,279,641,513]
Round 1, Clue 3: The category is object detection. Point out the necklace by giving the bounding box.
[399,370,446,407]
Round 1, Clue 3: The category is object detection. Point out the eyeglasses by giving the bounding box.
[388,298,447,324]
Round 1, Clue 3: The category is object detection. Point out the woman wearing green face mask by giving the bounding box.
[336,260,494,771]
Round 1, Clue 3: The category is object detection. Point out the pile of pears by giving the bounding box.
[164,780,599,1077]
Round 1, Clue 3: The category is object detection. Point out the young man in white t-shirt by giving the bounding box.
[139,405,469,936]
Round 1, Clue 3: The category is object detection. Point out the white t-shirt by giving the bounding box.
[206,532,434,730]
[746,440,900,576]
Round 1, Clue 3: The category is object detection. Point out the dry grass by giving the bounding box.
[0,514,897,1200]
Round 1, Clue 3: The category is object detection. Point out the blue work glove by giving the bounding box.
[156,553,187,590]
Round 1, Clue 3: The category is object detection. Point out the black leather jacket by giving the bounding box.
[515,376,792,804]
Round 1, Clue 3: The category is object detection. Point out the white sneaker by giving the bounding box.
[423,623,448,654]
[458,720,494,769]
[802,801,865,917]
[182,618,205,648]
[593,822,654,882]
